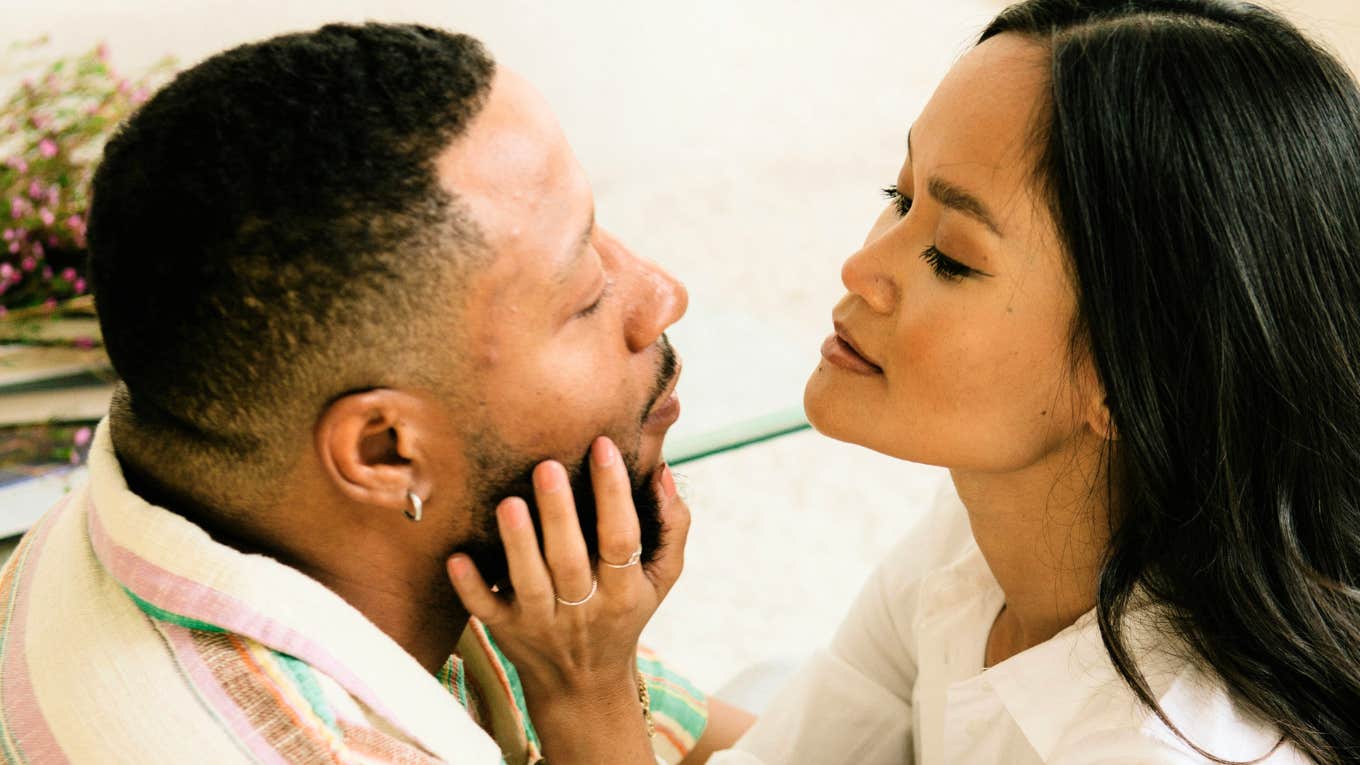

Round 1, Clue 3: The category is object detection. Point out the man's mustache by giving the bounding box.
[642,334,679,422]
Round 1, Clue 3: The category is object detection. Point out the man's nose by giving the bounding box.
[625,257,688,353]
[596,227,688,353]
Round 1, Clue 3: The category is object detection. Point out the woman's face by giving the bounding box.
[805,33,1104,473]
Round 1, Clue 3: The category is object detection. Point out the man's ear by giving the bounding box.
[314,389,437,512]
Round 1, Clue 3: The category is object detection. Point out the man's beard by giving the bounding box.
[454,337,678,587]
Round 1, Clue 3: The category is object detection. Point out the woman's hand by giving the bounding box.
[445,435,690,765]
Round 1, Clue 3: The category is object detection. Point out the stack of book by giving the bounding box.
[0,312,112,539]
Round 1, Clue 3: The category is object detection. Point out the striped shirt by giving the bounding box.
[0,420,707,764]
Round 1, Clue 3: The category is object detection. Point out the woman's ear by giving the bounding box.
[1087,395,1117,442]
[313,389,436,511]
[1076,356,1117,442]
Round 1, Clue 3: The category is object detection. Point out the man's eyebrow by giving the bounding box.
[906,127,1004,237]
[555,208,595,285]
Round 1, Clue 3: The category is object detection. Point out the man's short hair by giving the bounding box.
[88,23,496,491]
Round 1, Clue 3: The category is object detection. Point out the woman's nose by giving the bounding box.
[841,244,896,315]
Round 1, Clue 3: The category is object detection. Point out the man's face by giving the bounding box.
[435,69,688,579]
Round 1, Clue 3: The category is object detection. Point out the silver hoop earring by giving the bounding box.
[405,491,423,522]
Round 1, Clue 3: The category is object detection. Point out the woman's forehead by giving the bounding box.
[906,34,1052,236]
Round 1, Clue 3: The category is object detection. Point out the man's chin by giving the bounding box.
[458,439,668,593]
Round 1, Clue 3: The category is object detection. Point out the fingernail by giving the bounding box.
[448,555,470,579]
[534,461,566,492]
[498,497,530,527]
[660,464,677,498]
[592,436,617,467]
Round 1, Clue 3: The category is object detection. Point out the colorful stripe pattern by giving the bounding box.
[0,496,75,765]
[440,622,709,765]
[0,421,709,764]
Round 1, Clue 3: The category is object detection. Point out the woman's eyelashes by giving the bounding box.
[882,185,912,218]
[920,245,975,281]
[881,185,982,282]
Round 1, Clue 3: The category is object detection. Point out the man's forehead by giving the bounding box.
[435,68,593,307]
[435,69,583,229]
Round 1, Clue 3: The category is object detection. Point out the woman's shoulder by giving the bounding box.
[1043,641,1311,764]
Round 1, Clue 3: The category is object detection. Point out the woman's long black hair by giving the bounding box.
[980,1,1360,762]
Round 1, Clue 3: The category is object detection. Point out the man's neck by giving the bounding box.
[951,436,1110,666]
[295,556,472,675]
[119,453,470,674]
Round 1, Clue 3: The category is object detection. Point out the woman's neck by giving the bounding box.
[952,435,1111,666]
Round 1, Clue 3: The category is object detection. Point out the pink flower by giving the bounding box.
[1,229,12,242]
[73,426,93,448]
[132,87,149,104]
[0,306,6,318]
[10,197,27,219]
[69,450,81,465]
[4,157,27,173]
[74,277,87,294]
[21,256,37,271]
[38,139,58,158]
[31,241,44,258]
[0,263,12,279]
[28,181,44,200]
[7,241,19,254]
[39,208,55,226]
[46,185,60,206]
[41,266,53,279]
[42,297,57,310]
[61,267,77,281]
[66,215,84,233]
[7,270,20,286]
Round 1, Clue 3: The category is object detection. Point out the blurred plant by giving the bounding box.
[0,38,173,318]
[0,420,95,469]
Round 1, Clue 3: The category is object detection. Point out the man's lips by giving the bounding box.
[643,363,683,434]
[822,322,883,375]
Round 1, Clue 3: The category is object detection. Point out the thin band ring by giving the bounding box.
[555,576,598,607]
[601,547,643,569]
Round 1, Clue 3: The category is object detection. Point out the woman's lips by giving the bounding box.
[821,333,883,375]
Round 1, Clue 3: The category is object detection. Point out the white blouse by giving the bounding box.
[710,487,1307,764]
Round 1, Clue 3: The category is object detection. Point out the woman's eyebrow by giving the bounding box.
[907,126,1005,237]
[928,177,1004,237]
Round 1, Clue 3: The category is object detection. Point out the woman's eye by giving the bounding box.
[920,245,975,282]
[881,185,912,218]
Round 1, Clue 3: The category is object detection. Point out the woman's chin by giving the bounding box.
[804,366,863,445]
